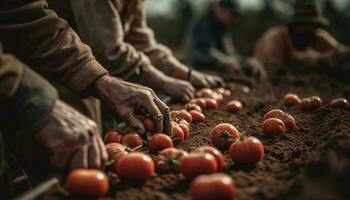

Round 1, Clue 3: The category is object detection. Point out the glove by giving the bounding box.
[94,75,172,135]
[35,100,108,170]
[189,70,225,88]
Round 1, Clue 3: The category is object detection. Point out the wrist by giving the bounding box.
[93,75,112,101]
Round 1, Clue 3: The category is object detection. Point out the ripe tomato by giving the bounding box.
[171,110,193,123]
[179,123,190,139]
[229,137,264,166]
[143,116,156,134]
[330,98,349,109]
[190,173,236,200]
[210,123,240,150]
[283,93,301,107]
[65,169,109,198]
[121,132,143,149]
[154,148,188,173]
[204,98,219,110]
[196,88,214,98]
[262,118,285,136]
[116,153,154,183]
[190,98,207,109]
[185,103,203,113]
[226,100,243,113]
[179,153,218,178]
[148,133,174,154]
[264,109,285,120]
[194,146,225,171]
[212,93,224,102]
[105,143,128,162]
[310,96,323,108]
[300,98,313,111]
[190,110,206,122]
[104,129,123,144]
[172,122,185,145]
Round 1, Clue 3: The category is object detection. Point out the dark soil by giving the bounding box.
[41,69,350,200]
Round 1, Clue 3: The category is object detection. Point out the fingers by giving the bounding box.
[97,135,108,165]
[70,146,88,170]
[139,96,164,132]
[126,111,146,134]
[154,98,172,135]
[88,134,101,169]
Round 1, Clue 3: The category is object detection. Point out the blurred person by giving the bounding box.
[254,0,350,72]
[188,0,267,80]
[47,0,224,100]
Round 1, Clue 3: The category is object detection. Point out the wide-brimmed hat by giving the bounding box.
[217,0,239,15]
[288,0,329,27]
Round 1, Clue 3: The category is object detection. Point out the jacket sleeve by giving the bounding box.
[0,45,58,132]
[0,0,108,95]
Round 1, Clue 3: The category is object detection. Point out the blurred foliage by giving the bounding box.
[147,0,350,59]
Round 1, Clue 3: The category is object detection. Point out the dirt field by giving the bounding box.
[42,68,350,200]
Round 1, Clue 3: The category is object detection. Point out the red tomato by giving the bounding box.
[172,122,185,145]
[154,148,188,173]
[116,153,154,183]
[194,146,225,171]
[179,123,190,139]
[190,173,236,200]
[105,143,128,162]
[204,98,219,110]
[196,88,214,98]
[300,98,313,111]
[210,123,240,150]
[330,98,349,109]
[283,93,301,107]
[185,103,203,113]
[226,100,243,113]
[190,98,207,109]
[310,96,323,108]
[179,153,218,178]
[143,116,156,134]
[190,110,206,122]
[121,132,143,149]
[262,118,285,136]
[104,129,123,144]
[264,109,285,120]
[229,137,264,165]
[148,133,174,154]
[171,110,193,123]
[65,169,109,198]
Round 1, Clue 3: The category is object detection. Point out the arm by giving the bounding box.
[0,0,107,95]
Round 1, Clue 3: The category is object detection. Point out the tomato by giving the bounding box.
[154,148,188,173]
[105,143,128,162]
[121,132,143,149]
[190,98,207,109]
[196,88,214,98]
[179,153,218,178]
[262,118,285,136]
[190,110,206,122]
[190,173,236,200]
[330,98,349,109]
[179,123,190,139]
[210,123,240,150]
[116,153,154,183]
[310,96,323,108]
[226,100,243,113]
[104,129,123,144]
[300,98,313,111]
[264,110,296,130]
[204,98,219,110]
[283,93,301,107]
[229,137,264,166]
[172,122,185,145]
[171,110,192,123]
[212,93,224,102]
[194,146,225,171]
[264,109,285,120]
[65,169,109,198]
[185,103,203,113]
[148,133,174,154]
[143,116,156,134]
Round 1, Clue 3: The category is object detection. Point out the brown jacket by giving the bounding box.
[254,26,338,67]
[0,0,108,96]
[48,0,190,82]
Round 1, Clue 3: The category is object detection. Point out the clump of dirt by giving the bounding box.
[41,69,350,200]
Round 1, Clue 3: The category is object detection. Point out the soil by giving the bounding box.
[41,68,350,200]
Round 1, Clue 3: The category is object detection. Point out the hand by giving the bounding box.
[320,50,336,67]
[35,100,108,170]
[243,58,267,80]
[190,70,225,88]
[162,77,195,102]
[226,60,243,75]
[94,75,171,135]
